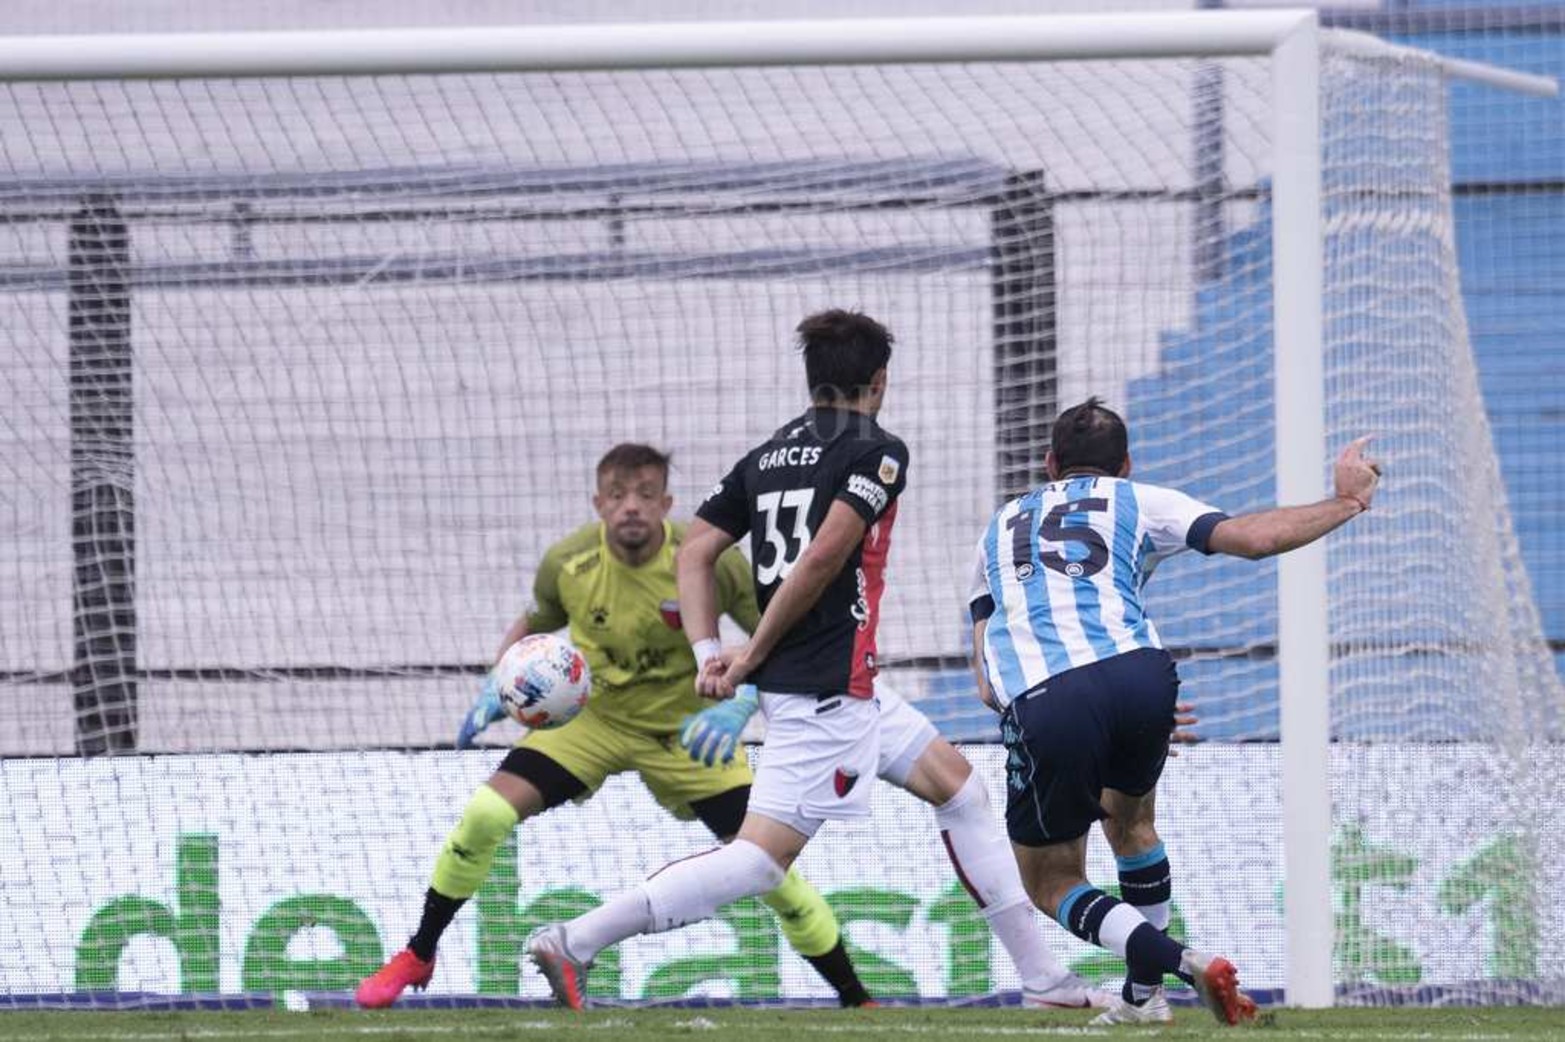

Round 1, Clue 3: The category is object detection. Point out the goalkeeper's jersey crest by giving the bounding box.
[524,520,758,735]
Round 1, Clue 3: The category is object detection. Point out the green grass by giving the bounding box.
[1,1006,1561,1042]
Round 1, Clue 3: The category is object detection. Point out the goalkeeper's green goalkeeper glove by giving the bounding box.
[678,684,760,767]
[456,673,507,750]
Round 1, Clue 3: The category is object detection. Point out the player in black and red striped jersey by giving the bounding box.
[527,310,1109,1011]
[694,377,908,702]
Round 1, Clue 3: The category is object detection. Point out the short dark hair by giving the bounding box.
[1050,397,1128,476]
[596,443,672,484]
[796,309,894,404]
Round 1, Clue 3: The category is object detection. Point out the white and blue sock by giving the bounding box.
[1056,883,1186,1003]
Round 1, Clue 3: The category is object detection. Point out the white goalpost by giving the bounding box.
[0,11,1558,1010]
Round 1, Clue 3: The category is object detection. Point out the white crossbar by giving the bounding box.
[0,11,1317,81]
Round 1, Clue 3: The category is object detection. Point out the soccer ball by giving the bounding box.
[493,634,590,730]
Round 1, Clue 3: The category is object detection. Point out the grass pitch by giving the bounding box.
[1,1006,1561,1042]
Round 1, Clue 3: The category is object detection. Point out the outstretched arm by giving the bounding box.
[1207,436,1382,559]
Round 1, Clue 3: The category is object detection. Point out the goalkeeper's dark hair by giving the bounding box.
[1050,397,1128,476]
[597,443,672,483]
[797,309,894,405]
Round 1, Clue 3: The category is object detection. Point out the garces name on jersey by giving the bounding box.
[757,445,823,470]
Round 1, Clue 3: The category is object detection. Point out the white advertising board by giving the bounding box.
[1,744,1555,999]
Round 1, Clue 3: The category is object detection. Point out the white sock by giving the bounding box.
[1137,900,1171,932]
[564,887,653,963]
[1097,903,1148,958]
[935,772,1070,992]
[566,841,783,961]
[984,897,1071,992]
[644,839,784,931]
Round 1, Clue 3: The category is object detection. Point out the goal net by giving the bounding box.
[1,16,1559,1007]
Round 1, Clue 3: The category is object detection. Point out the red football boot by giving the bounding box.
[355,949,434,1009]
[1180,950,1258,1026]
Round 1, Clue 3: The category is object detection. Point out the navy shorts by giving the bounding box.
[1000,647,1180,847]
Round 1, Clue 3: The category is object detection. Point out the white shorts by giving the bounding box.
[748,690,879,838]
[874,680,940,788]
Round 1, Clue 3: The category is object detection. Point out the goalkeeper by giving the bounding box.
[357,443,874,1008]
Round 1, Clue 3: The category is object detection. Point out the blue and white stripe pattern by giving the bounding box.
[971,477,1225,708]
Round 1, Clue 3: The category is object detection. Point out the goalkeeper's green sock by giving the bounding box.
[761,868,873,1006]
[410,784,520,960]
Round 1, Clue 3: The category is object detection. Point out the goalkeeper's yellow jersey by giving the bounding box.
[523,520,759,737]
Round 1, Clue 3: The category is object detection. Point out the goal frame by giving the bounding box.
[0,9,1553,1008]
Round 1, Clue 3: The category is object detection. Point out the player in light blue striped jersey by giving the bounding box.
[975,468,1230,698]
[969,397,1381,1027]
